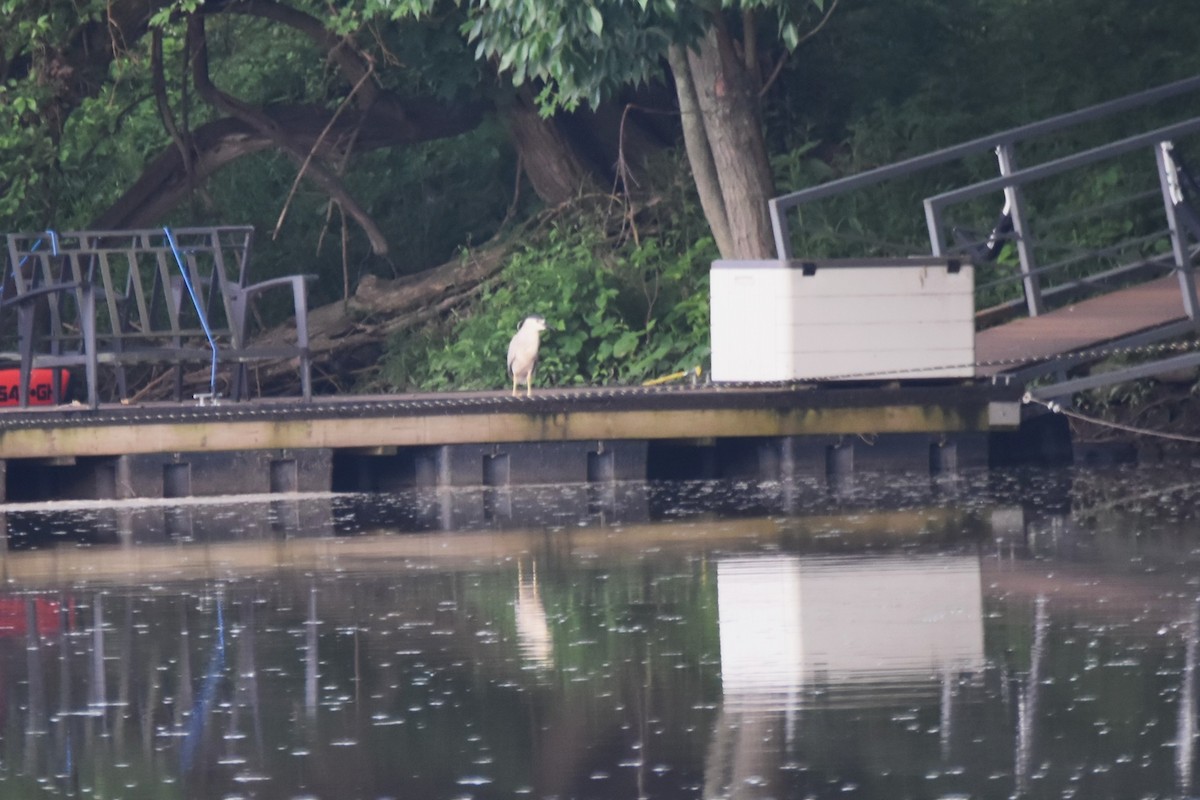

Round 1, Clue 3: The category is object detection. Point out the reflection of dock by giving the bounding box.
[0,503,984,587]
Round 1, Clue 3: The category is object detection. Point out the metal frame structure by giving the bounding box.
[2,226,312,408]
[767,74,1200,401]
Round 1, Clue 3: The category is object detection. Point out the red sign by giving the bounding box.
[0,368,71,406]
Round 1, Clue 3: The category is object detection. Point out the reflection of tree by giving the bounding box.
[24,599,47,777]
[231,600,266,769]
[306,587,318,721]
[54,594,80,796]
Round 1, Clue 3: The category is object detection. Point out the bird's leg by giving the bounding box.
[525,377,532,398]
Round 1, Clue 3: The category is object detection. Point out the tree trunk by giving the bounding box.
[667,44,735,259]
[504,90,599,205]
[676,21,777,260]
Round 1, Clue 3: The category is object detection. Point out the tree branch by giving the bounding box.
[91,103,481,229]
[218,0,379,110]
[187,13,390,254]
[273,63,375,241]
[151,29,199,195]
[760,0,843,97]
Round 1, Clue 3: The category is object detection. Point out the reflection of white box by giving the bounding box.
[710,258,975,382]
[717,554,984,709]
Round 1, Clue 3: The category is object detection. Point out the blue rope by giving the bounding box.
[164,226,219,397]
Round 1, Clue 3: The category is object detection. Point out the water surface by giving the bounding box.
[0,467,1197,799]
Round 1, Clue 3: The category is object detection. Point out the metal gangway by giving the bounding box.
[768,74,1200,402]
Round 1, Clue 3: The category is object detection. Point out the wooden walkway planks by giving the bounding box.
[0,383,1016,460]
[974,274,1191,376]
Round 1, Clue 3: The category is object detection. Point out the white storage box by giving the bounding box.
[710,258,975,381]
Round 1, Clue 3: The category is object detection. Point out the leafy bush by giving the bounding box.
[376,223,714,391]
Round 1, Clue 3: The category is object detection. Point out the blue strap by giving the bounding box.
[181,595,226,772]
[164,226,220,397]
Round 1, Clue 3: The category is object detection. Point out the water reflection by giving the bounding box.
[710,554,985,799]
[1179,604,1198,797]
[1014,594,1046,796]
[0,467,1195,797]
[717,555,984,704]
[515,561,554,670]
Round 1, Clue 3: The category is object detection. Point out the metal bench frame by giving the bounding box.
[2,226,311,408]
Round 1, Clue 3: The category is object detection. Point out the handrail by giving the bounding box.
[922,117,1200,217]
[922,116,1200,322]
[768,73,1200,258]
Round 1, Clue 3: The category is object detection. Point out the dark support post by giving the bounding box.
[483,452,510,487]
[437,445,453,486]
[94,462,117,500]
[930,441,958,476]
[587,449,615,483]
[753,437,798,482]
[779,437,797,483]
[270,459,299,493]
[825,441,854,479]
[163,462,191,498]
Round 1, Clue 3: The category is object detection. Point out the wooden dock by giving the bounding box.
[0,382,1023,502]
[976,274,1193,376]
[2,264,1192,504]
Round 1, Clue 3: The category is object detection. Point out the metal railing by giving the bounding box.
[2,226,312,408]
[769,73,1200,261]
[922,117,1200,320]
[766,75,1200,397]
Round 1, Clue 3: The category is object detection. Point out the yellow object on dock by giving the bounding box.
[642,366,702,387]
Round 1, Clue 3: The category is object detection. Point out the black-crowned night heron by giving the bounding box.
[507,315,547,397]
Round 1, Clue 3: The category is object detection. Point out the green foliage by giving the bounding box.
[0,0,109,227]
[0,81,59,225]
[363,0,825,114]
[458,0,703,113]
[149,0,205,29]
[377,223,713,391]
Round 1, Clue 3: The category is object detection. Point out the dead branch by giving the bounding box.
[273,62,375,241]
[187,14,390,254]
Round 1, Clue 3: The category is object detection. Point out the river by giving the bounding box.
[0,465,1196,799]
